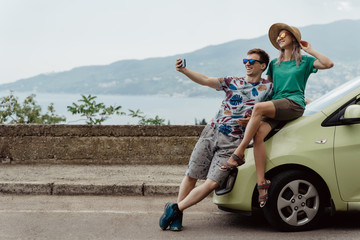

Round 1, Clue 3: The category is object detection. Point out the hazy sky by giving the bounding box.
[1,0,359,84]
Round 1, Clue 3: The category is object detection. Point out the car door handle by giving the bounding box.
[315,139,327,144]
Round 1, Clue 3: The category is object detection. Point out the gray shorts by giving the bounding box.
[185,124,242,186]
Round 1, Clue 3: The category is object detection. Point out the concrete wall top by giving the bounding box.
[0,125,204,137]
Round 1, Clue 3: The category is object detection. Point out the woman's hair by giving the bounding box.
[275,33,302,66]
[247,48,270,71]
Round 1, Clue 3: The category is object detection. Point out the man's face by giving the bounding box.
[244,53,265,77]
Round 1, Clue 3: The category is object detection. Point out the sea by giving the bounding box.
[0,91,223,125]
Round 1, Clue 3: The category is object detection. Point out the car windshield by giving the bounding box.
[304,77,360,116]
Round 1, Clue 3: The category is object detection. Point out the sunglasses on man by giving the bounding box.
[243,59,264,65]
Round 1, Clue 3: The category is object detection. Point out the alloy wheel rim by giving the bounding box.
[277,179,319,227]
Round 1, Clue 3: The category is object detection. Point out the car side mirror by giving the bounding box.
[340,105,360,124]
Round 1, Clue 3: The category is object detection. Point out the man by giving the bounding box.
[159,48,273,231]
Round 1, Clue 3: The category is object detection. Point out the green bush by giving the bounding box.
[0,91,65,124]
[67,94,125,125]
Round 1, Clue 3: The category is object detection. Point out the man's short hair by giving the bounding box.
[247,48,270,71]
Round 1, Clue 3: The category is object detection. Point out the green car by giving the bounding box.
[213,77,360,231]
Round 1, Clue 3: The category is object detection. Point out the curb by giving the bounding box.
[0,182,52,195]
[0,182,179,196]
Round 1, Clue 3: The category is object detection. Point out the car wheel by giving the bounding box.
[263,170,325,231]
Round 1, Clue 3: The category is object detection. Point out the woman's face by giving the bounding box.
[277,30,293,49]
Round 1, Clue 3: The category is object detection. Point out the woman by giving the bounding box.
[220,23,334,207]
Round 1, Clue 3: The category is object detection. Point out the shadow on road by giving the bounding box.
[221,211,360,232]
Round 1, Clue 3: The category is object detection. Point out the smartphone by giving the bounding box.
[180,59,186,68]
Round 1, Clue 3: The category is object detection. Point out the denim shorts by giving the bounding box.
[185,124,242,186]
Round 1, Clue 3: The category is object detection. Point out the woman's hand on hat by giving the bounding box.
[300,40,312,52]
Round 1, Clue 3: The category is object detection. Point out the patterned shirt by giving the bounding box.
[209,76,273,138]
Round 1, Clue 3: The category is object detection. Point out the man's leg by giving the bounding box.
[160,125,216,230]
[177,176,197,203]
[177,129,239,211]
[178,178,219,211]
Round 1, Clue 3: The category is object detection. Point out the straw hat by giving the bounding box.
[268,23,302,49]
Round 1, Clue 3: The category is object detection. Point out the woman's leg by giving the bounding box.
[253,121,272,206]
[223,101,276,167]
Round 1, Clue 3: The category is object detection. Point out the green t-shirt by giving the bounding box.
[266,55,318,108]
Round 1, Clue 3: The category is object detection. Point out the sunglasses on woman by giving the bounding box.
[276,32,291,42]
[243,59,263,65]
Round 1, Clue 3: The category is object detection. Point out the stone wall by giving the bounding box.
[0,125,204,165]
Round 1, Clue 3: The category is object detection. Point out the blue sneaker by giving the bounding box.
[159,203,181,230]
[170,212,183,231]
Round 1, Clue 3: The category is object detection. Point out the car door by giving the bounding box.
[333,99,360,201]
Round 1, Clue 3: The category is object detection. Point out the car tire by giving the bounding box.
[263,170,325,231]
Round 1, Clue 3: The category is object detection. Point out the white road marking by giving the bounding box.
[0,209,228,214]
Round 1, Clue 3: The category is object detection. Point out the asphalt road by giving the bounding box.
[0,195,359,240]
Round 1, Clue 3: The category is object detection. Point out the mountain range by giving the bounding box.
[1,19,360,100]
